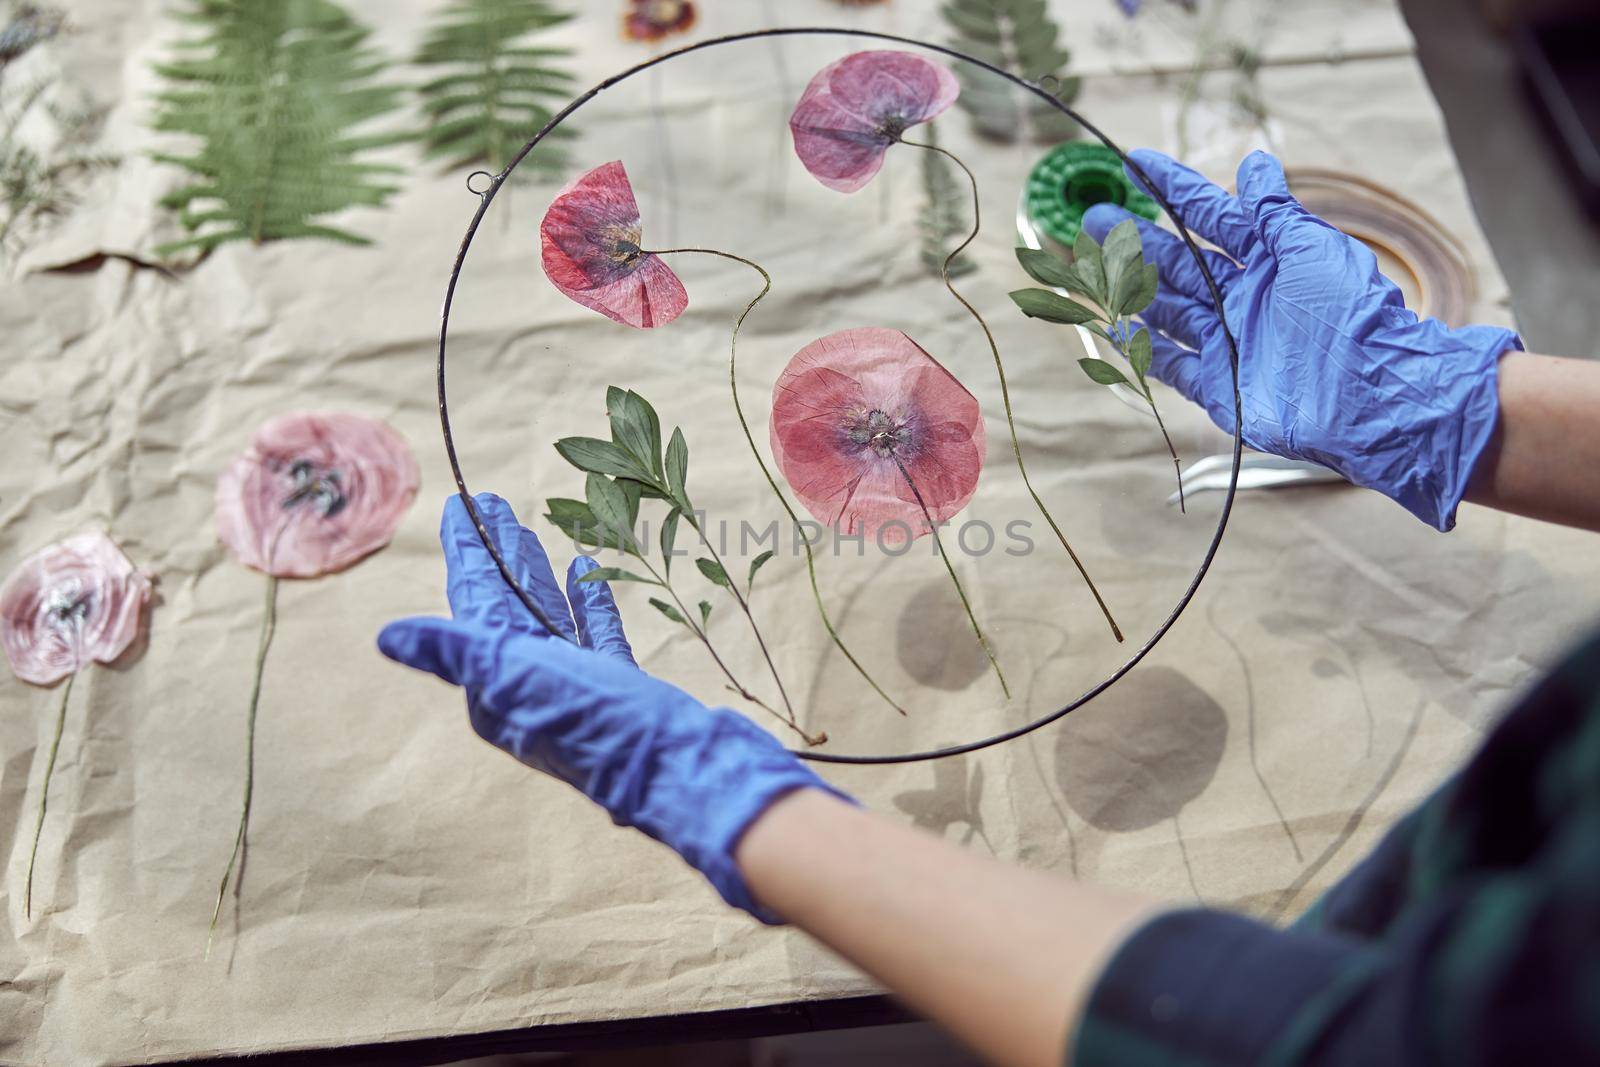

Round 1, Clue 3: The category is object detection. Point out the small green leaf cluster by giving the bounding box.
[941,0,1080,143]
[545,388,777,633]
[1010,220,1187,508]
[917,122,975,279]
[1011,220,1159,398]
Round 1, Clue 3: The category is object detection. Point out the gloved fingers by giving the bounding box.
[377,615,479,688]
[566,556,638,666]
[1124,149,1256,262]
[1137,288,1221,354]
[1082,203,1242,305]
[442,493,578,642]
[1145,328,1207,407]
[1235,151,1337,261]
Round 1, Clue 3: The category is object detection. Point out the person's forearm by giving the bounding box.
[1466,352,1600,532]
[736,788,1163,1067]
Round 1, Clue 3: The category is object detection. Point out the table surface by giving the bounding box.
[5,1,1600,1063]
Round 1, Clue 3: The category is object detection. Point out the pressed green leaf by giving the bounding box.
[1015,247,1075,289]
[665,426,689,506]
[555,436,654,482]
[747,549,776,590]
[607,388,664,481]
[649,597,686,625]
[1123,261,1160,317]
[660,507,681,577]
[585,473,635,548]
[412,0,577,175]
[544,497,626,551]
[1103,219,1146,315]
[150,0,409,255]
[1072,229,1107,304]
[1079,357,1130,387]
[1127,328,1153,381]
[943,0,1077,143]
[698,600,712,627]
[917,121,976,279]
[577,566,658,586]
[1010,288,1098,325]
[696,557,732,589]
[619,476,642,528]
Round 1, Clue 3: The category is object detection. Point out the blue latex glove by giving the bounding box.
[378,493,848,921]
[1083,150,1522,531]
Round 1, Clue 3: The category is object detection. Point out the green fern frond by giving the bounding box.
[149,0,410,257]
[941,0,1080,144]
[413,0,578,177]
[917,123,975,278]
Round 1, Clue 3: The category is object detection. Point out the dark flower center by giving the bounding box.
[847,408,908,458]
[43,582,91,634]
[282,459,347,517]
[601,223,646,271]
[877,114,910,142]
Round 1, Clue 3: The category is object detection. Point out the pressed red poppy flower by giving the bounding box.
[540,160,688,330]
[790,50,960,194]
[215,411,420,579]
[1,532,152,686]
[770,327,986,544]
[622,0,696,41]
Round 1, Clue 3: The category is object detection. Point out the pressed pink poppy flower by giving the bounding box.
[789,50,960,194]
[622,0,696,41]
[1,532,152,686]
[770,327,986,545]
[540,160,688,330]
[215,412,419,578]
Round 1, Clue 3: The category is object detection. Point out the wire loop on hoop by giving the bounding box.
[435,27,1244,765]
[465,170,496,196]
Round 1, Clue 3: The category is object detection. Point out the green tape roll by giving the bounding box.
[1024,142,1159,248]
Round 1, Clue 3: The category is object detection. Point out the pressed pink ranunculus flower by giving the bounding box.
[789,50,960,194]
[540,160,688,330]
[1,531,152,686]
[770,327,986,545]
[215,411,419,578]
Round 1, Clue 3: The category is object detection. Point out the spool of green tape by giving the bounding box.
[1024,142,1159,248]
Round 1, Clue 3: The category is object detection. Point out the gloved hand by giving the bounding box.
[377,493,848,921]
[1083,149,1522,531]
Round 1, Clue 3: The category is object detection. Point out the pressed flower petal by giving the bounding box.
[1,532,152,686]
[215,412,420,579]
[791,50,960,194]
[771,328,985,543]
[622,0,697,41]
[540,160,688,329]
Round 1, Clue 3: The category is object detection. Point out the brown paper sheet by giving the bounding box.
[4,1,1597,1062]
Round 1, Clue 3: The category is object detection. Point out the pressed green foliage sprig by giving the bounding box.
[917,122,974,279]
[940,0,1080,143]
[1011,220,1186,510]
[150,0,410,256]
[547,387,822,746]
[412,0,577,176]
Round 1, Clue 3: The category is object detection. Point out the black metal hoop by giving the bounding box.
[436,26,1244,766]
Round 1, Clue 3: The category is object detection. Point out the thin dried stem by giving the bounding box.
[897,138,1124,644]
[685,514,799,723]
[890,453,1009,699]
[24,670,76,919]
[648,245,909,715]
[208,574,278,958]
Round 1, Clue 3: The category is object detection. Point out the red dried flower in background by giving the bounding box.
[790,50,959,194]
[770,327,985,544]
[541,160,689,329]
[622,0,696,42]
[215,412,419,578]
[1,532,151,686]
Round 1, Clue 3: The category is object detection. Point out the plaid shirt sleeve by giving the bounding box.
[1071,627,1600,1067]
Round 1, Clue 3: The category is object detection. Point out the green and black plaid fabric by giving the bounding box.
[1072,626,1600,1066]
